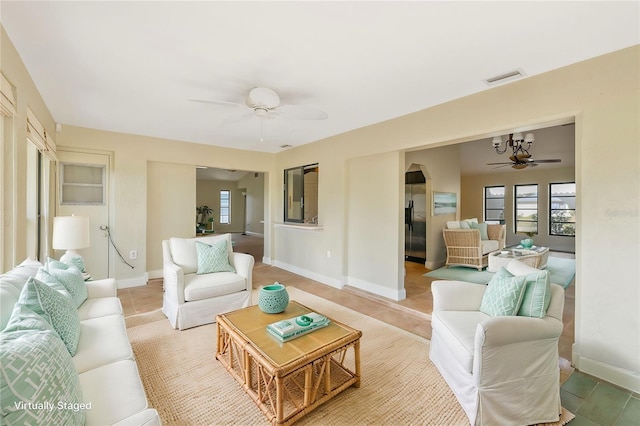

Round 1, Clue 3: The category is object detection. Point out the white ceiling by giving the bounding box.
[2,1,638,154]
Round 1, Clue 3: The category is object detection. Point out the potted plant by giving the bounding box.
[207,217,215,232]
[196,205,213,232]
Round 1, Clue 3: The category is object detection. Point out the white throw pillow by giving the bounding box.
[506,259,539,276]
[446,221,461,229]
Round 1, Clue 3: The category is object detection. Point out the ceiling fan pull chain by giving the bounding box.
[260,118,264,142]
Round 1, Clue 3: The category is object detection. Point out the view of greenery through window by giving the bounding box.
[550,182,576,236]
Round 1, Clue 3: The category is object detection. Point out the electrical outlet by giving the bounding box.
[326,250,331,258]
[129,250,137,260]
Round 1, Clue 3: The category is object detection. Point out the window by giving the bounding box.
[550,182,576,236]
[515,184,538,234]
[220,190,230,224]
[60,163,105,205]
[484,186,505,224]
[284,163,318,223]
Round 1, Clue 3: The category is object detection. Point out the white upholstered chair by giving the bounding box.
[429,260,565,425]
[162,233,254,330]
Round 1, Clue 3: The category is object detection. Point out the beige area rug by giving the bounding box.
[126,288,575,425]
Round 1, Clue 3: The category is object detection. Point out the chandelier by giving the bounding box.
[492,132,535,163]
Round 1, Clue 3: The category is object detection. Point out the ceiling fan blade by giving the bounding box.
[188,99,244,108]
[531,159,562,164]
[276,104,328,120]
[486,161,514,165]
[220,109,255,125]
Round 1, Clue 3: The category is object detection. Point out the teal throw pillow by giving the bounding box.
[471,222,489,240]
[480,268,527,317]
[0,305,85,425]
[196,240,236,274]
[18,277,81,356]
[43,259,87,308]
[517,269,552,318]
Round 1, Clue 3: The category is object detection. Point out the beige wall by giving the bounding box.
[147,162,195,275]
[2,23,638,392]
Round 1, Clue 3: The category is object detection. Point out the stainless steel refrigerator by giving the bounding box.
[405,171,426,263]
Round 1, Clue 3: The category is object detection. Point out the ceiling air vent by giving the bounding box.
[280,144,293,149]
[484,69,525,86]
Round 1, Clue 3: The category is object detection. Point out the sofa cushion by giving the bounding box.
[471,222,489,240]
[1,260,45,331]
[18,277,81,356]
[169,234,234,275]
[77,297,123,321]
[73,315,134,374]
[79,360,150,426]
[481,239,500,255]
[43,258,88,307]
[184,272,247,302]
[0,258,43,290]
[432,310,490,374]
[196,240,235,274]
[0,304,85,425]
[479,269,527,317]
[446,221,461,229]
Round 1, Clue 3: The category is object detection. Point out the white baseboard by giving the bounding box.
[346,276,406,301]
[116,272,149,289]
[573,348,640,393]
[272,260,343,289]
[245,231,264,237]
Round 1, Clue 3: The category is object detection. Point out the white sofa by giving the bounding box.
[429,260,565,425]
[162,233,254,330]
[1,258,160,425]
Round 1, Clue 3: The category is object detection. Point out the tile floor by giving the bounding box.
[119,234,638,425]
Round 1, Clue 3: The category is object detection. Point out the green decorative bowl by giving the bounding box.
[520,238,534,249]
[258,283,289,314]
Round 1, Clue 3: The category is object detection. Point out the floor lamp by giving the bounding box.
[52,215,91,279]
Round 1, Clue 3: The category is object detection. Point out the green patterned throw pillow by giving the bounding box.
[44,258,87,308]
[18,277,81,356]
[195,240,236,274]
[480,268,527,317]
[0,304,86,425]
[517,270,551,318]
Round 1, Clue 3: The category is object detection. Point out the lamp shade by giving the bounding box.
[52,215,90,250]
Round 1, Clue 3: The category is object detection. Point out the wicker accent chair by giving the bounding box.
[443,224,506,270]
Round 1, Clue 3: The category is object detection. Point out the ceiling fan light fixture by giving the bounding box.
[246,87,280,109]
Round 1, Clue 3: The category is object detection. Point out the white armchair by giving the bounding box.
[162,233,254,330]
[429,262,565,425]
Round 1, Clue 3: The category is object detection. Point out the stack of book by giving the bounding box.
[266,313,330,342]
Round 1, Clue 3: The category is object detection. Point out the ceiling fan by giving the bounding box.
[190,86,328,124]
[487,132,561,169]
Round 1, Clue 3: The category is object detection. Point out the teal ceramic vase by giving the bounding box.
[520,238,534,249]
[258,282,289,314]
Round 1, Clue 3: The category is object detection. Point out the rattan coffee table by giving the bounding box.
[216,301,362,425]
